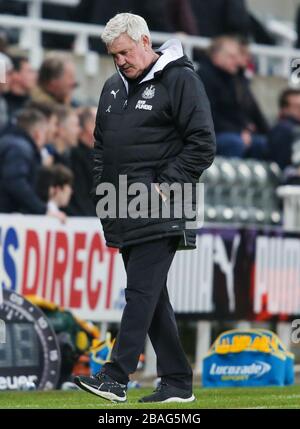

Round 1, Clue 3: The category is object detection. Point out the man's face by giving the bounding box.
[213,42,241,75]
[283,95,300,122]
[107,33,150,80]
[61,62,77,95]
[33,121,48,149]
[0,70,11,93]
[12,61,37,92]
[54,184,73,208]
[47,114,58,142]
[50,62,77,102]
[59,112,80,147]
[80,108,97,148]
[238,45,251,70]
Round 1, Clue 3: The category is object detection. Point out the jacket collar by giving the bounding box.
[118,39,184,93]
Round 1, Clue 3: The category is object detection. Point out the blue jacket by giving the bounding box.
[268,116,300,170]
[0,126,47,214]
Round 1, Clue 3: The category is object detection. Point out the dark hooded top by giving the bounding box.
[93,39,216,250]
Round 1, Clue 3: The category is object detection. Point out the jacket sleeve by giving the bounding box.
[157,68,216,188]
[2,147,46,214]
[92,97,104,202]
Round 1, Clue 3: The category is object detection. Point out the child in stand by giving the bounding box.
[37,164,73,222]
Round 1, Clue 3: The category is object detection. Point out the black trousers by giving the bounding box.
[102,236,193,391]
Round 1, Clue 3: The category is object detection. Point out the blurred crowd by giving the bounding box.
[0,52,96,220]
[0,0,300,219]
[197,35,300,178]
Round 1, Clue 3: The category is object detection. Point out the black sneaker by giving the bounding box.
[74,372,127,403]
[139,382,195,403]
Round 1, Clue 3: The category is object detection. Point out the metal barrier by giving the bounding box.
[277,186,300,231]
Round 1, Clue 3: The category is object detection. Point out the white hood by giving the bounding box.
[118,39,184,93]
[140,39,184,84]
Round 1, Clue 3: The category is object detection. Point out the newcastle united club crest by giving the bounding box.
[142,85,155,99]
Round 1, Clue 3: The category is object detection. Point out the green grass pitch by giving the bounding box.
[0,386,300,409]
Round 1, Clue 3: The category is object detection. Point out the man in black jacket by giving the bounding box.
[198,37,268,158]
[75,13,215,403]
[0,108,48,213]
[68,107,96,216]
[0,108,65,221]
[269,89,300,170]
[4,56,36,120]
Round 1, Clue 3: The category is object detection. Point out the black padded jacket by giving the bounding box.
[93,39,216,250]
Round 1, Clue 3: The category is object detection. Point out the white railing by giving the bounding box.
[277,186,300,231]
[1,13,300,78]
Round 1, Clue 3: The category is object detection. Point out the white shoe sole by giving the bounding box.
[79,381,127,403]
[160,394,196,403]
[140,394,196,404]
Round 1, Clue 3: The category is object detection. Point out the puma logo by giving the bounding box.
[110,89,120,99]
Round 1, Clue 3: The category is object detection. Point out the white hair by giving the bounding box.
[101,13,151,46]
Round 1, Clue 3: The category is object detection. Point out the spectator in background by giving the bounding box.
[0,94,7,130]
[68,106,96,216]
[0,108,57,217]
[269,89,300,170]
[198,37,268,159]
[31,54,78,106]
[0,52,13,130]
[235,39,269,136]
[25,101,59,166]
[4,56,37,120]
[37,164,73,221]
[45,106,80,166]
[0,52,12,92]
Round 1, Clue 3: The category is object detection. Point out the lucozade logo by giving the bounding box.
[209,361,271,380]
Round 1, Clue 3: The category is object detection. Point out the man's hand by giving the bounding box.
[154,183,167,202]
[46,210,67,224]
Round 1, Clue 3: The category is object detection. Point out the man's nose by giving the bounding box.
[116,55,126,67]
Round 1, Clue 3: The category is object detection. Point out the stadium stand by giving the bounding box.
[201,157,282,225]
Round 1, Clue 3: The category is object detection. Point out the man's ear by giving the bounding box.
[142,35,151,50]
